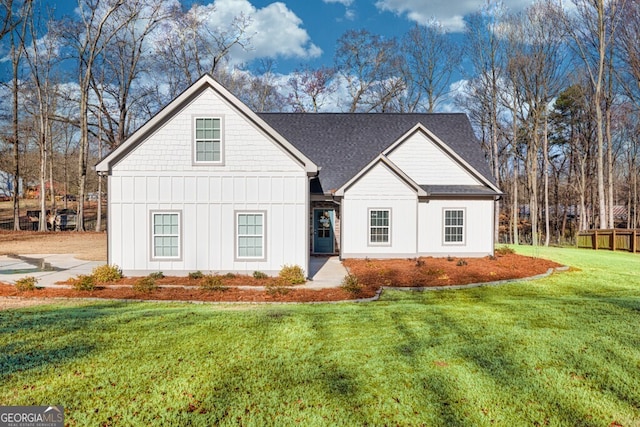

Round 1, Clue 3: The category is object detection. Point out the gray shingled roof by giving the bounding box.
[421,185,501,196]
[258,113,496,194]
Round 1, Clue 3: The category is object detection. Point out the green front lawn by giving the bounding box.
[1,246,639,426]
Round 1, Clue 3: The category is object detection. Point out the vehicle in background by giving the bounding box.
[47,208,77,231]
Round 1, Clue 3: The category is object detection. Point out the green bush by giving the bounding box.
[201,275,227,292]
[92,264,123,283]
[15,276,38,292]
[71,274,96,291]
[340,274,362,295]
[188,271,204,280]
[253,271,268,279]
[148,271,164,279]
[278,265,306,285]
[134,276,158,293]
[224,272,237,279]
[495,246,515,256]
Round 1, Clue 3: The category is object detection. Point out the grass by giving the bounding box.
[1,246,639,426]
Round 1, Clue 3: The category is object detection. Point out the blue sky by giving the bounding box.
[41,0,531,75]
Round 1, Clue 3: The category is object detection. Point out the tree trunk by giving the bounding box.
[543,117,550,246]
[11,42,20,231]
[512,158,519,245]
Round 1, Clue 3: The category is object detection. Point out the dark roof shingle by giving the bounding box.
[258,113,495,194]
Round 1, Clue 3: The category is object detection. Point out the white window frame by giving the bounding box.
[235,211,266,261]
[193,116,223,165]
[151,211,181,260]
[368,208,391,246]
[443,208,465,245]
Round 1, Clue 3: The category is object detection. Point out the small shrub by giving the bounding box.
[188,271,204,280]
[15,276,38,292]
[224,272,237,279]
[149,271,164,279]
[447,255,454,262]
[278,264,306,285]
[340,274,362,295]
[425,268,445,276]
[495,246,515,256]
[265,279,290,296]
[134,276,157,292]
[456,259,468,267]
[92,264,122,283]
[71,274,96,291]
[201,275,228,292]
[253,271,268,279]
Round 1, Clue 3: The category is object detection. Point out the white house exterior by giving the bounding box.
[97,74,501,276]
[96,75,317,276]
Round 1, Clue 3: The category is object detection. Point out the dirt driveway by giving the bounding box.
[0,231,106,261]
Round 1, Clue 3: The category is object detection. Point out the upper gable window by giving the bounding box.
[194,117,222,164]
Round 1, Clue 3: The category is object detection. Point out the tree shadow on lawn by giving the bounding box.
[179,308,362,425]
[415,297,640,425]
[0,302,188,378]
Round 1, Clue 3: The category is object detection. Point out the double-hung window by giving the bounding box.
[152,212,180,259]
[369,209,390,245]
[194,117,222,163]
[237,212,265,259]
[444,209,464,244]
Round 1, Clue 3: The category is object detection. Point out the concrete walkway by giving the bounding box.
[0,254,104,287]
[306,256,349,289]
[0,254,348,289]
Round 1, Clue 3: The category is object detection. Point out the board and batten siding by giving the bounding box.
[108,88,308,276]
[417,198,494,256]
[341,162,418,257]
[386,132,481,186]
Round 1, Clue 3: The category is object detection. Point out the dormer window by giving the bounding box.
[194,117,223,164]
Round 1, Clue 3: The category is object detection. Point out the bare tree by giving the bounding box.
[6,0,31,230]
[152,4,252,101]
[240,60,285,112]
[506,1,567,246]
[22,5,62,231]
[92,0,172,150]
[463,0,507,244]
[287,66,336,113]
[334,29,403,112]
[560,0,626,229]
[402,22,461,113]
[60,0,128,231]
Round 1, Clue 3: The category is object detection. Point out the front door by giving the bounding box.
[313,209,334,254]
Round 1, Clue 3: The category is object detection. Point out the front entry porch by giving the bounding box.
[311,202,340,255]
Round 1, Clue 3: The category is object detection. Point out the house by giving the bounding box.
[96,74,501,276]
[0,169,22,200]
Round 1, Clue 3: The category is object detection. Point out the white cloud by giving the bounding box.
[201,0,321,63]
[323,0,356,21]
[374,0,531,32]
[323,0,354,5]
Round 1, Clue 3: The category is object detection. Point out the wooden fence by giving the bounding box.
[576,229,639,253]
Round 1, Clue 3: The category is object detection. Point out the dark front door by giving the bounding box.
[313,209,334,253]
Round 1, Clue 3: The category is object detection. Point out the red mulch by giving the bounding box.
[0,253,562,303]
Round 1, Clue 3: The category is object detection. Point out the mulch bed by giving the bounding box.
[0,253,562,303]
